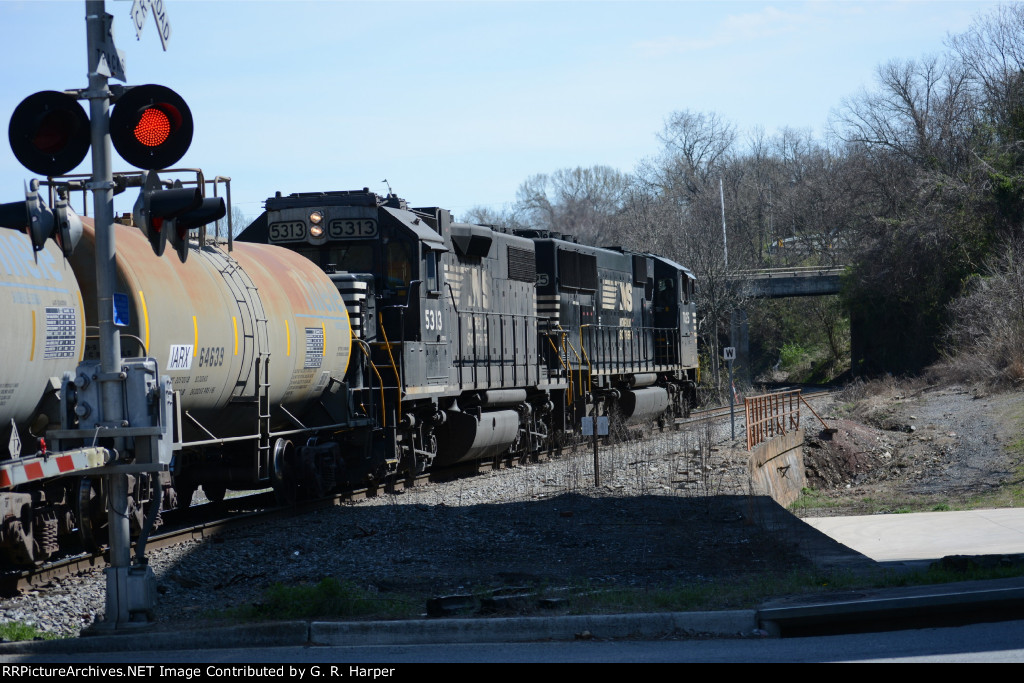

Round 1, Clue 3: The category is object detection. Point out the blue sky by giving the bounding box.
[0,0,1006,222]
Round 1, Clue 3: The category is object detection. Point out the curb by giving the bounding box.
[0,611,758,655]
[310,611,757,646]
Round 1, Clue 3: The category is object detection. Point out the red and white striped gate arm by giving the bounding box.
[0,447,109,489]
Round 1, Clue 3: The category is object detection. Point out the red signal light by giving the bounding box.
[110,85,193,170]
[8,91,91,177]
[134,108,171,147]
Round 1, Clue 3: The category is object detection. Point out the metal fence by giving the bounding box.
[744,389,802,451]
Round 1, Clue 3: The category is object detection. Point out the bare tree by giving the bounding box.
[513,165,631,245]
[830,56,975,177]
[460,204,526,231]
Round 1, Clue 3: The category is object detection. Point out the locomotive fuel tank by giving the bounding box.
[0,230,84,440]
[69,220,352,440]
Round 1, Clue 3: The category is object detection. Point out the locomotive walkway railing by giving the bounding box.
[580,324,686,375]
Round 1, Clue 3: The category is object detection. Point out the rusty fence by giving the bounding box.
[744,389,802,450]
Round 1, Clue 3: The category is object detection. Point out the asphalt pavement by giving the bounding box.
[3,507,1024,655]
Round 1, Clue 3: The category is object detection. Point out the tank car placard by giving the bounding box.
[44,306,78,359]
[304,327,324,368]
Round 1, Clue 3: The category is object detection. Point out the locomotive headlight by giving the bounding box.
[309,211,324,237]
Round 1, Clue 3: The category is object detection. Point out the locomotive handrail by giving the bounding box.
[578,324,686,376]
[544,331,570,380]
[578,324,595,393]
[354,339,385,427]
[563,336,586,402]
[377,313,403,423]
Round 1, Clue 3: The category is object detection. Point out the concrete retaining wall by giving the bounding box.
[748,429,805,508]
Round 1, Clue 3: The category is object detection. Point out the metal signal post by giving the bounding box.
[85,0,135,629]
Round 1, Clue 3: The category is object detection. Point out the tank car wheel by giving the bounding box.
[74,476,108,553]
[174,482,197,510]
[270,439,298,505]
[1,502,36,566]
[201,483,227,504]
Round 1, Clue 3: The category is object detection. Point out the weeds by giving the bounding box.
[225,577,419,621]
[789,488,845,512]
[0,621,60,642]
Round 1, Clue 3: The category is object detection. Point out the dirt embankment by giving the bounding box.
[799,382,1024,515]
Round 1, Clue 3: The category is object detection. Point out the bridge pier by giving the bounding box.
[729,309,751,389]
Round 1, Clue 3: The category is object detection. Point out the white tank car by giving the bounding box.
[0,231,85,445]
[68,220,353,443]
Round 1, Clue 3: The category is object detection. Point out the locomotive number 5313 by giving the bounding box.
[424,308,443,331]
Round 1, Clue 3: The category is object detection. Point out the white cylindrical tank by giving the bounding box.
[70,220,351,440]
[0,229,84,432]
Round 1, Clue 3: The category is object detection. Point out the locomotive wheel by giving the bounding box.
[74,476,108,553]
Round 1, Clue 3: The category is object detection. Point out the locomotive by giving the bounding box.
[0,183,699,567]
[238,188,698,471]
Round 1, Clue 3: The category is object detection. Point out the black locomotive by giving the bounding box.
[238,188,699,489]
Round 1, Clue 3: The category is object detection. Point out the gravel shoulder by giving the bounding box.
[3,382,1022,638]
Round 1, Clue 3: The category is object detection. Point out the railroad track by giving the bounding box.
[3,385,840,595]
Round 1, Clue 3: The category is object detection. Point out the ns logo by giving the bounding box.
[601,279,633,311]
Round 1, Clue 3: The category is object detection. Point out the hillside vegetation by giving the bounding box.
[468,5,1024,392]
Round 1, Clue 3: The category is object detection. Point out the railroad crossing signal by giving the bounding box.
[8,91,91,177]
[9,84,194,174]
[110,84,193,170]
[133,171,225,262]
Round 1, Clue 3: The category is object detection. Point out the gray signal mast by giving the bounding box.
[81,0,175,629]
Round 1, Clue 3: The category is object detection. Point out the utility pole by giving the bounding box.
[719,178,728,270]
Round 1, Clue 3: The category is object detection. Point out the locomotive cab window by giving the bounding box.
[386,241,414,292]
[655,277,677,311]
[423,248,440,295]
[296,243,377,275]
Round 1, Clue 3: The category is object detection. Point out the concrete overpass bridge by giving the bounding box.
[724,266,847,386]
[729,266,845,299]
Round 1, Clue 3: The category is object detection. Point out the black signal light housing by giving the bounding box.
[110,84,193,170]
[8,91,91,177]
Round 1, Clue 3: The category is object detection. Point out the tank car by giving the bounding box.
[0,232,89,564]
[0,211,371,566]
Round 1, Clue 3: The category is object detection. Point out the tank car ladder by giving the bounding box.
[208,249,272,479]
